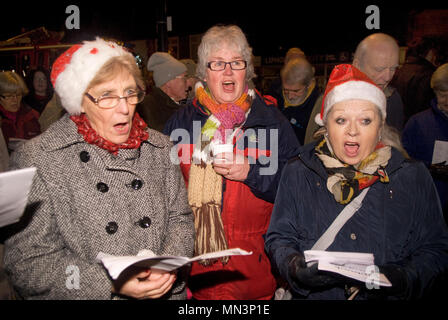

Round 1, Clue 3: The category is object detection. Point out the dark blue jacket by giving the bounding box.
[402,99,448,212]
[265,141,448,299]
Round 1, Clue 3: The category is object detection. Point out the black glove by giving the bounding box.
[429,163,448,180]
[365,264,409,300]
[287,253,344,290]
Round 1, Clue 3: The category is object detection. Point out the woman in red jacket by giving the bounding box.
[164,24,300,300]
[0,71,40,152]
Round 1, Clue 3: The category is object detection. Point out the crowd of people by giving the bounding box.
[0,25,447,301]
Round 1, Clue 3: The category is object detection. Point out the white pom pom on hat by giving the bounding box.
[50,37,133,115]
[315,64,386,126]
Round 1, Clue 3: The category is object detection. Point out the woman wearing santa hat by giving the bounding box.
[265,64,448,300]
[3,38,194,300]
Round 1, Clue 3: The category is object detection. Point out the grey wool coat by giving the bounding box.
[3,114,195,300]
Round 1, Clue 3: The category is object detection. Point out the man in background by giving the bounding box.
[137,52,188,132]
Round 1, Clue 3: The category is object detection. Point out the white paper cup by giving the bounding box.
[212,144,234,164]
[212,144,233,157]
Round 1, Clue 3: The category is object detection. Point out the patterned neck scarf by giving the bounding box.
[188,82,253,265]
[70,112,149,155]
[315,136,391,204]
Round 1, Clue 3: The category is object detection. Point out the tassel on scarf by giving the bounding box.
[187,82,253,265]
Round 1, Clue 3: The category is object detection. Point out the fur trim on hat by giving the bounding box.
[52,37,132,115]
[315,80,386,126]
[315,64,386,126]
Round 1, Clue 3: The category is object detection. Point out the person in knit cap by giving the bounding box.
[136,52,188,132]
[180,58,200,101]
[3,38,194,300]
[164,24,300,300]
[266,64,448,300]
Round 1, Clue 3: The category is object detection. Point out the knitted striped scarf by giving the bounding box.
[189,82,252,265]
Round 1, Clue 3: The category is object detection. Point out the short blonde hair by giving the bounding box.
[196,24,255,81]
[431,63,448,92]
[0,71,29,96]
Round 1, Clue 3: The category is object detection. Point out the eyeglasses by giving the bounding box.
[0,93,22,100]
[85,89,145,109]
[207,60,247,71]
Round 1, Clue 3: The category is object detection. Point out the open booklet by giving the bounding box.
[304,250,392,287]
[96,248,252,280]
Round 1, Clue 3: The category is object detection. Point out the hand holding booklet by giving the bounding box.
[97,248,252,280]
[304,250,392,287]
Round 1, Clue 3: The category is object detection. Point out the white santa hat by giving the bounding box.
[50,37,133,115]
[315,64,386,126]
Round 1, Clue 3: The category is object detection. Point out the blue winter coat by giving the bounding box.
[402,99,448,211]
[265,141,448,300]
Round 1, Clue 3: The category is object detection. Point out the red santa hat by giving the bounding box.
[315,64,386,126]
[50,37,132,115]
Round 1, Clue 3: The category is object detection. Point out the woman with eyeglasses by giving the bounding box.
[3,38,194,300]
[163,25,300,300]
[0,71,41,152]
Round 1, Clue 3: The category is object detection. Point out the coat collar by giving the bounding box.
[150,87,182,110]
[41,113,168,153]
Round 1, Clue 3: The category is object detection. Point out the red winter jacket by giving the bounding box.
[163,93,301,299]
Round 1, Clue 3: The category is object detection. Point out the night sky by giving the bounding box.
[1,1,446,57]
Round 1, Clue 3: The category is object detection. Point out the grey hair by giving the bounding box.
[431,63,448,92]
[280,57,314,86]
[196,24,255,81]
[0,71,29,96]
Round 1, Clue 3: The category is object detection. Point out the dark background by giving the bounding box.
[1,1,447,57]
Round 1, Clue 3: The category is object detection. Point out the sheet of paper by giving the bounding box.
[304,250,375,265]
[0,167,36,227]
[432,140,448,164]
[318,261,392,287]
[304,250,391,287]
[96,248,252,280]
